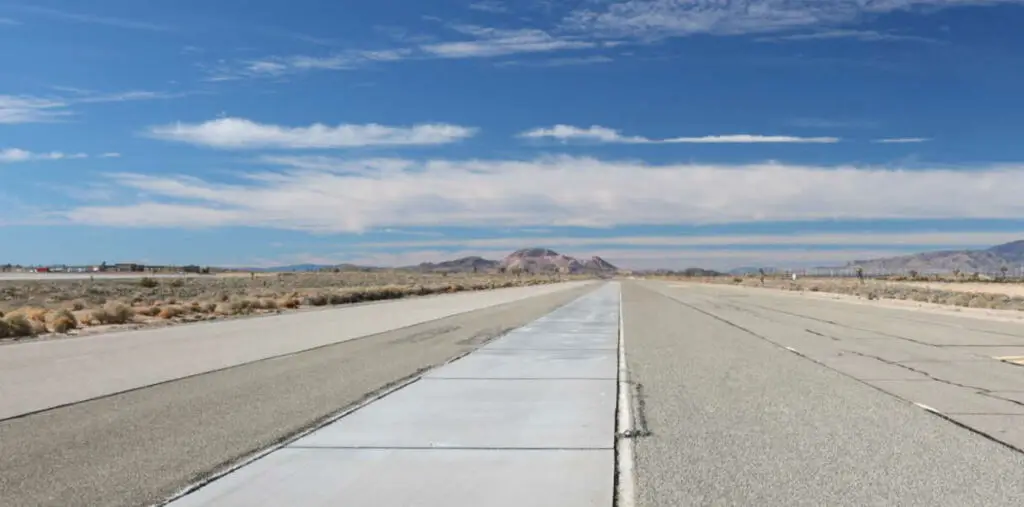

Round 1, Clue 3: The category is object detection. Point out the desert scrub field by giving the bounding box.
[0,272,580,340]
[679,275,1024,311]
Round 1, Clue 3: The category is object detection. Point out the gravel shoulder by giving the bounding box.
[622,281,1024,506]
[0,283,595,507]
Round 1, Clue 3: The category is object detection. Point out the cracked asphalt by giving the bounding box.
[624,281,1024,506]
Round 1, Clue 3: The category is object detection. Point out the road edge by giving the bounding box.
[615,282,637,507]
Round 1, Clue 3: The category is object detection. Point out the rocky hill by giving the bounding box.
[500,248,618,274]
[410,256,499,273]
[845,240,1024,273]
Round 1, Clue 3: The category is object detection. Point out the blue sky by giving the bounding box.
[4,0,1024,269]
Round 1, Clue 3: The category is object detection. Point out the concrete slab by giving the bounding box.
[426,348,617,379]
[289,378,616,449]
[821,355,931,381]
[167,448,613,507]
[945,415,1024,451]
[868,380,1024,415]
[484,331,617,350]
[898,360,1024,392]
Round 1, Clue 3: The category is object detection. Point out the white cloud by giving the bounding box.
[11,5,169,31]
[422,26,595,58]
[564,0,1024,39]
[0,148,88,163]
[211,25,601,79]
[0,90,184,124]
[520,125,839,143]
[100,152,122,158]
[62,155,1024,232]
[759,29,939,43]
[0,95,71,124]
[873,137,931,143]
[469,1,509,13]
[348,231,1024,250]
[146,118,479,149]
[495,56,614,67]
[0,17,20,25]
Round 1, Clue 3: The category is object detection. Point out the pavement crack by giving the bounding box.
[619,381,652,439]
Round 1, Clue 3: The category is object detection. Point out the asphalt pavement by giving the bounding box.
[0,283,595,507]
[624,281,1024,506]
[0,281,589,419]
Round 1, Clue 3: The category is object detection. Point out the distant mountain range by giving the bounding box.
[844,240,1024,273]
[250,248,619,274]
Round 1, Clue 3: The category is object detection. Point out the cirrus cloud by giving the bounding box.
[520,125,840,144]
[145,117,479,149]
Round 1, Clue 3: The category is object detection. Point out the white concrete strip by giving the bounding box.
[616,285,638,507]
[0,282,590,420]
[166,282,620,507]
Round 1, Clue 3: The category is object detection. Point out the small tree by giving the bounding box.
[1000,266,1009,280]
[952,268,961,280]
[758,268,766,286]
[908,270,919,280]
[855,267,864,284]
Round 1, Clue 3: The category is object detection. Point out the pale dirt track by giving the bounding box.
[0,284,596,507]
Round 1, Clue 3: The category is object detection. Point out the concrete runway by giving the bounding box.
[625,281,1024,506]
[5,279,1024,506]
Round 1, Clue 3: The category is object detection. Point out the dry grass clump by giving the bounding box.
[1,313,36,338]
[91,304,135,325]
[1,271,578,339]
[157,306,186,319]
[51,309,78,333]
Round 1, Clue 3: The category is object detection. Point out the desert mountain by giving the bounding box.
[845,240,1024,273]
[500,248,618,274]
[410,256,500,273]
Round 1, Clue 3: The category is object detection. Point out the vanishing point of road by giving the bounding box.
[2,280,1024,506]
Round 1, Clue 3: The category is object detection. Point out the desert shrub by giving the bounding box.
[3,314,35,337]
[732,277,743,284]
[70,301,86,311]
[278,298,301,309]
[168,278,184,288]
[139,277,159,288]
[258,299,278,310]
[92,304,134,325]
[304,293,328,307]
[158,306,185,319]
[135,306,162,317]
[52,309,78,333]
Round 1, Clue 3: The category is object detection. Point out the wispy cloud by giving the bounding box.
[0,89,184,124]
[788,117,876,129]
[10,5,170,31]
[421,26,595,58]
[61,155,1024,233]
[349,231,1024,250]
[146,117,479,149]
[873,137,931,143]
[469,1,509,13]
[0,148,88,163]
[99,152,122,158]
[759,29,939,43]
[0,17,20,25]
[520,125,839,144]
[0,95,71,124]
[563,0,1024,39]
[495,55,614,67]
[208,24,603,79]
